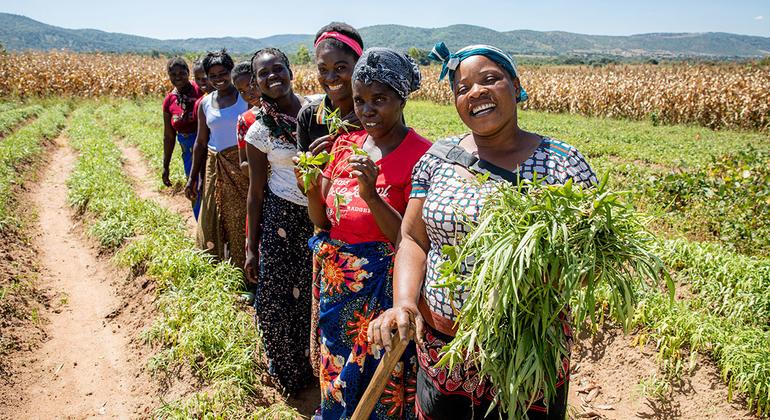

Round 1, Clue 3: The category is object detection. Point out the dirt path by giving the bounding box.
[118,143,197,236]
[6,136,149,418]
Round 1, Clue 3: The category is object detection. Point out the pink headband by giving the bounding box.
[313,31,363,56]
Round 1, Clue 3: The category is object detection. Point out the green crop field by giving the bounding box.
[1,96,768,418]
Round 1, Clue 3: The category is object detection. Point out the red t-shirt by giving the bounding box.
[162,83,203,134]
[323,128,431,245]
[237,107,259,149]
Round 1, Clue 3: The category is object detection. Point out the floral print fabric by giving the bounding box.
[310,232,417,419]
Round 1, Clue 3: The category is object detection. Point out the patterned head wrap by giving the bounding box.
[352,48,421,100]
[428,42,528,103]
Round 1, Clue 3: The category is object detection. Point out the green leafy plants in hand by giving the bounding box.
[437,173,671,419]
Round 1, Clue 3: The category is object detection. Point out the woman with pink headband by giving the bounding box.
[296,22,364,153]
[295,22,365,397]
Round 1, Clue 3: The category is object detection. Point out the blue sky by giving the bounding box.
[1,0,768,38]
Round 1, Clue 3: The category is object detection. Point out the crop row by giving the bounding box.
[0,102,69,229]
[0,104,45,137]
[64,102,296,418]
[637,239,770,416]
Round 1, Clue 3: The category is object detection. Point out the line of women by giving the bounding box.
[162,21,596,420]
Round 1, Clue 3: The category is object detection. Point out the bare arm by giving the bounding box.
[238,147,249,176]
[185,105,209,200]
[295,136,335,230]
[350,155,402,244]
[368,197,430,350]
[244,142,269,283]
[363,194,402,245]
[305,176,332,230]
[162,111,176,186]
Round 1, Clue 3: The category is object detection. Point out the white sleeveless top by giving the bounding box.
[201,93,248,152]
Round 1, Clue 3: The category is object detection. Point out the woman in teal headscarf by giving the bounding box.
[368,42,596,419]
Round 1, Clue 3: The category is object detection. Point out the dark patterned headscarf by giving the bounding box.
[352,48,421,100]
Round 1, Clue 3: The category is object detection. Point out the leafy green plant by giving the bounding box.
[0,104,44,136]
[323,105,359,136]
[0,102,69,230]
[296,150,333,193]
[637,374,671,400]
[437,174,670,418]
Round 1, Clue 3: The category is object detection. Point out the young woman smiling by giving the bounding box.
[243,48,314,394]
[296,22,364,153]
[295,21,364,383]
[298,47,429,420]
[161,57,203,216]
[185,49,249,271]
[367,43,597,420]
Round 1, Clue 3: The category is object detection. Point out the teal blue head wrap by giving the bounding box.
[428,42,528,103]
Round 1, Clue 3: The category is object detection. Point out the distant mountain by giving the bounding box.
[1,13,769,58]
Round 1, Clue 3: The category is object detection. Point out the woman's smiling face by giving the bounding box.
[233,74,261,107]
[167,65,190,90]
[206,64,232,92]
[253,53,293,100]
[315,43,356,106]
[452,55,520,137]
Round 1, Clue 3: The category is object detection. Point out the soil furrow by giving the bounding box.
[117,143,197,237]
[6,136,149,419]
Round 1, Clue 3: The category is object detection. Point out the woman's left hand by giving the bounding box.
[348,155,379,202]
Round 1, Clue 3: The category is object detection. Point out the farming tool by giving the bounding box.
[351,329,411,420]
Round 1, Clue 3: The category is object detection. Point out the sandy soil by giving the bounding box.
[567,327,756,419]
[2,137,153,419]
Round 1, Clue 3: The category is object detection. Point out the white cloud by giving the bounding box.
[755,15,764,21]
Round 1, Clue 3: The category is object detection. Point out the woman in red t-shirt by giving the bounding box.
[162,57,203,218]
[296,48,429,419]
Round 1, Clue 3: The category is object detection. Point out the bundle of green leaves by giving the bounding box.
[437,173,671,419]
[295,106,368,222]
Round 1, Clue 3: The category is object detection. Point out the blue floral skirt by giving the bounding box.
[310,232,417,420]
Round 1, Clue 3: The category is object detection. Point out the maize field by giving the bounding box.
[1,51,768,131]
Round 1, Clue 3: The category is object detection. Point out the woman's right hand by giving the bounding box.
[162,166,172,187]
[184,178,198,202]
[368,305,424,352]
[244,248,258,284]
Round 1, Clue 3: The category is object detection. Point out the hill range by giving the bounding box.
[1,12,769,58]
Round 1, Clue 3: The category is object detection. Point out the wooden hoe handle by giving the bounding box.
[351,330,410,420]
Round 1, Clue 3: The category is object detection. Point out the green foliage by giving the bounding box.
[103,99,187,189]
[437,175,668,417]
[293,44,312,65]
[647,148,770,256]
[0,102,69,230]
[0,104,43,136]
[407,47,430,65]
[296,151,333,193]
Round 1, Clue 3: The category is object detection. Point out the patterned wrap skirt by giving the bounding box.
[310,231,417,420]
[415,321,570,420]
[195,146,248,269]
[254,187,314,393]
